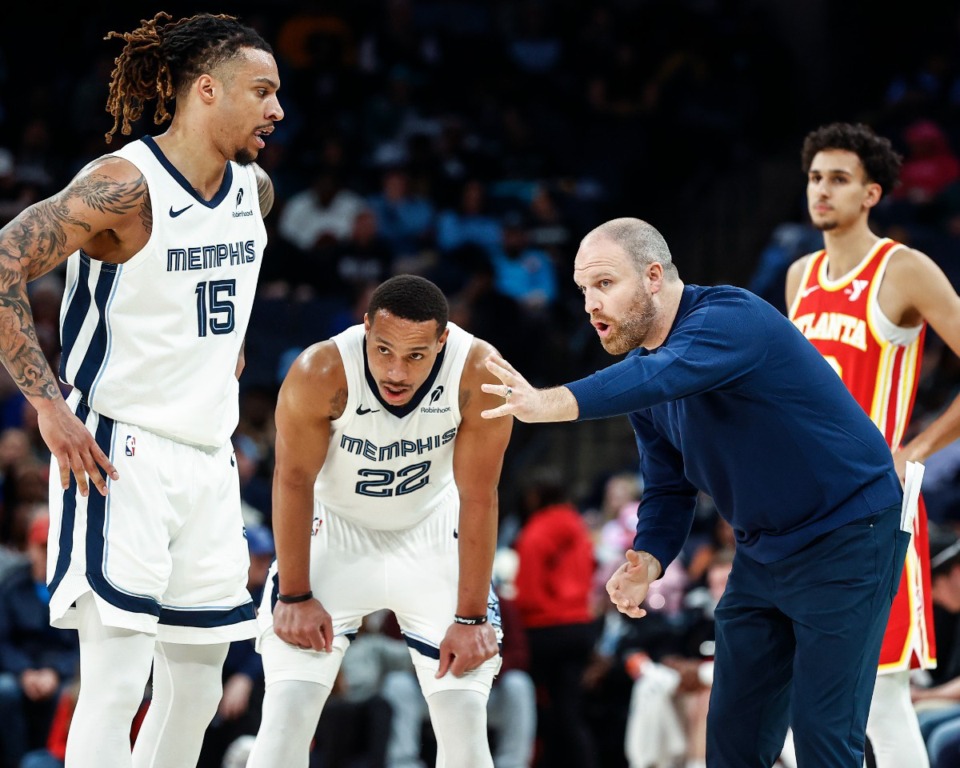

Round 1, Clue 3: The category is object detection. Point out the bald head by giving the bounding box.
[582,218,679,280]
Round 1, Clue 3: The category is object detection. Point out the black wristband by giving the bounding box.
[454,614,488,625]
[277,591,313,604]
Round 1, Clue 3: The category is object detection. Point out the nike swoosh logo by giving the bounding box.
[169,204,194,218]
[800,284,819,298]
[356,405,380,415]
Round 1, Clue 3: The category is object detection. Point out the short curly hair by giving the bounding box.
[368,275,449,336]
[801,122,902,198]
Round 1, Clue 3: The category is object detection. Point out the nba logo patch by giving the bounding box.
[311,516,322,536]
[125,435,136,456]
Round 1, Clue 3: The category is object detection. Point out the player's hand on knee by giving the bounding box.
[436,622,498,678]
[274,599,334,652]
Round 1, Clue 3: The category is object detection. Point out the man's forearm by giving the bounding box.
[536,386,579,422]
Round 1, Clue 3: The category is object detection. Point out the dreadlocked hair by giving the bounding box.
[103,11,272,143]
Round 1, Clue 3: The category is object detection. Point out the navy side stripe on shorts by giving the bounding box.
[159,602,255,628]
[47,398,88,597]
[85,409,159,617]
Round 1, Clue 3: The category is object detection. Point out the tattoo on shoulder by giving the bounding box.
[70,172,147,216]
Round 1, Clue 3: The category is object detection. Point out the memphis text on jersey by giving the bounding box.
[339,429,457,462]
[166,240,256,271]
[791,311,868,351]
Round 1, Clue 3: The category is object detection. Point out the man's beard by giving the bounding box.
[234,148,256,166]
[812,219,837,232]
[600,287,657,355]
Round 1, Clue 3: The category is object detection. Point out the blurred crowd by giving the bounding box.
[1,1,960,766]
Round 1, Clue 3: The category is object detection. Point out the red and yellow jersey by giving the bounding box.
[789,237,935,672]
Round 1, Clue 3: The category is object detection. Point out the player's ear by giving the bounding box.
[863,182,882,210]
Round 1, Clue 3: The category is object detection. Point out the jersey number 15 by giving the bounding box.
[195,279,236,336]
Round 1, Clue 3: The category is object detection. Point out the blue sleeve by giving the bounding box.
[629,412,698,572]
[566,295,767,420]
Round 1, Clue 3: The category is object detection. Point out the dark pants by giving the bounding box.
[527,621,600,768]
[707,505,908,767]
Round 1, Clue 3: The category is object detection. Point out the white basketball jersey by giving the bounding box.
[318,321,474,530]
[59,137,266,447]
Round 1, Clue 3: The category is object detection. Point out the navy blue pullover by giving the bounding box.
[566,284,902,570]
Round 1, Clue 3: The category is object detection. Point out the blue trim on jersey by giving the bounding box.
[159,602,255,628]
[403,634,441,660]
[59,256,94,384]
[87,262,121,404]
[141,135,234,209]
[363,336,447,418]
[72,257,119,397]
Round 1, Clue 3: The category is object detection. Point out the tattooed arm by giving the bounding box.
[0,156,147,495]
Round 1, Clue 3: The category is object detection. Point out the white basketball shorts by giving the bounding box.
[47,393,257,643]
[257,492,502,696]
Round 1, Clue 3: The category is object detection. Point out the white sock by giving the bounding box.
[132,641,229,768]
[425,689,493,768]
[65,593,156,768]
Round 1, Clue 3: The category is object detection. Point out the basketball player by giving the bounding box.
[479,217,906,767]
[246,275,514,768]
[787,122,960,768]
[0,13,282,768]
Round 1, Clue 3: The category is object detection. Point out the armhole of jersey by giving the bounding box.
[106,147,157,273]
[329,331,358,429]
[869,245,924,346]
[447,326,475,423]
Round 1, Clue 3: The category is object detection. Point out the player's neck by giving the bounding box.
[822,223,881,278]
[152,126,229,201]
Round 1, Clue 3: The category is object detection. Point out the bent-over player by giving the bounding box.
[247,275,514,768]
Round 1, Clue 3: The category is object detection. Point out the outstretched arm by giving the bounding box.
[480,354,579,423]
[439,339,514,678]
[271,341,345,652]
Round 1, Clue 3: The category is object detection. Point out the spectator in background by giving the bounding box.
[894,119,960,207]
[277,164,366,253]
[0,510,78,768]
[489,212,558,317]
[367,164,436,258]
[327,208,396,301]
[512,467,599,768]
[233,434,272,529]
[436,179,503,258]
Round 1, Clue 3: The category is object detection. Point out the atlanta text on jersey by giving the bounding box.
[792,312,868,352]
